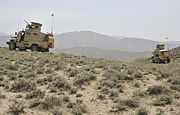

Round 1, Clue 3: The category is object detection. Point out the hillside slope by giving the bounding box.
[52,47,152,62]
[0,47,180,115]
[171,46,180,59]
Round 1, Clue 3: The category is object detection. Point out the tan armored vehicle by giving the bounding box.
[152,44,170,63]
[7,21,54,52]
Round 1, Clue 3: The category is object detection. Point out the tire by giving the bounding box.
[152,57,155,63]
[44,48,49,52]
[40,48,49,52]
[9,42,16,50]
[157,59,161,64]
[167,59,170,63]
[152,59,155,63]
[31,45,39,52]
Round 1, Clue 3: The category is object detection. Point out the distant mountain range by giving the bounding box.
[0,32,9,47]
[54,31,156,52]
[1,31,180,61]
[54,31,180,52]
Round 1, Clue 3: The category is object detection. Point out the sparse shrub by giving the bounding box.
[72,103,87,115]
[134,82,140,88]
[67,102,75,108]
[36,68,44,74]
[137,108,148,115]
[8,72,17,80]
[103,69,119,78]
[18,72,24,78]
[0,93,6,99]
[69,88,78,94]
[114,98,139,111]
[52,76,71,90]
[52,109,63,115]
[112,102,127,111]
[63,95,70,102]
[49,86,58,93]
[73,72,96,86]
[134,72,143,79]
[120,98,139,108]
[170,84,180,91]
[8,74,17,80]
[171,77,180,85]
[6,64,18,70]
[0,76,4,81]
[0,81,6,87]
[109,90,118,98]
[127,69,134,74]
[9,102,25,115]
[76,94,83,98]
[76,99,83,103]
[97,94,105,100]
[29,99,42,108]
[153,95,172,106]
[46,75,53,82]
[147,85,169,95]
[160,71,172,78]
[25,89,45,99]
[133,90,145,97]
[117,72,130,80]
[95,61,105,68]
[100,80,115,88]
[42,95,63,109]
[46,68,54,74]
[101,87,110,94]
[36,78,44,84]
[16,94,22,99]
[10,79,36,92]
[26,72,36,78]
[69,69,79,77]
[156,111,164,115]
[55,63,64,70]
[116,83,124,93]
[2,69,8,75]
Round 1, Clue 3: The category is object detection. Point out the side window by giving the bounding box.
[33,33,38,36]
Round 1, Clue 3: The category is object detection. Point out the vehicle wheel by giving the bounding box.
[158,59,161,64]
[44,48,49,52]
[167,59,170,63]
[9,42,16,50]
[152,58,155,63]
[40,48,49,52]
[31,45,39,52]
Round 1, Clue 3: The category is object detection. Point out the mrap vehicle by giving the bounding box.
[7,21,54,52]
[152,44,170,63]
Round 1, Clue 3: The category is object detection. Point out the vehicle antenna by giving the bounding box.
[17,13,21,32]
[51,13,55,34]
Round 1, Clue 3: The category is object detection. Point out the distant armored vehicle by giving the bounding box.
[152,44,170,63]
[7,21,54,52]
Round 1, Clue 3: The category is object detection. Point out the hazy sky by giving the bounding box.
[0,0,180,41]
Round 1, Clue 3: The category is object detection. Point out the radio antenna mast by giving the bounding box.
[51,13,55,34]
[17,13,21,32]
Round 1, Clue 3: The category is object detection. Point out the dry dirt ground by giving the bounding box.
[0,47,180,115]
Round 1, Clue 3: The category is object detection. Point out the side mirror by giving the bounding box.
[15,32,17,35]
